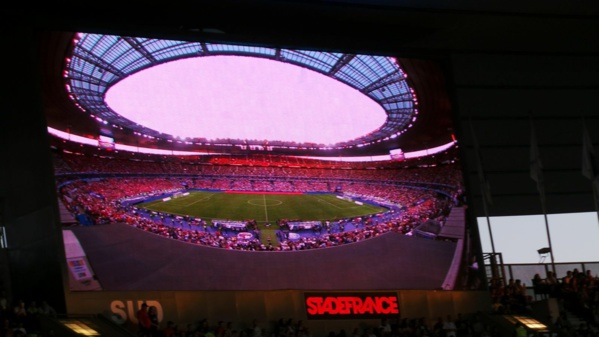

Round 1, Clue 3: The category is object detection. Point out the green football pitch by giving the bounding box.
[136,191,387,225]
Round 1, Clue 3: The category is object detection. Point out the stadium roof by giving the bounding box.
[65,33,419,149]
[41,30,455,158]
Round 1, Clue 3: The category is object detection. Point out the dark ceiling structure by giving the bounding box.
[12,1,599,219]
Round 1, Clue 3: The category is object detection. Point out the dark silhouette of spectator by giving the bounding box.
[137,303,152,337]
[162,320,177,337]
[148,305,160,337]
[38,301,57,318]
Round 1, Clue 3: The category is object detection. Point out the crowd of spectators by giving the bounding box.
[125,310,507,337]
[489,277,532,315]
[537,268,599,334]
[0,293,57,337]
[53,151,462,190]
[487,267,599,336]
[51,145,461,174]
[57,173,456,252]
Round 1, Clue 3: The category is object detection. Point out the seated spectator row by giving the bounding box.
[52,150,464,191]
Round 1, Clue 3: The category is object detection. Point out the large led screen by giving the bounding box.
[47,32,480,292]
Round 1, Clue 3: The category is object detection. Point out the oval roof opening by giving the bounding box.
[105,56,387,145]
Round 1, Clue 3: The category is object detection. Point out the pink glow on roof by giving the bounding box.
[105,56,386,145]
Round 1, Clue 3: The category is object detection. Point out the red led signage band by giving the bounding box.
[304,292,400,319]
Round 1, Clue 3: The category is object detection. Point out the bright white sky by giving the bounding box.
[105,56,387,145]
[478,212,599,263]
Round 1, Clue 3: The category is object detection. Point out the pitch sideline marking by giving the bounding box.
[184,194,213,207]
[313,195,360,210]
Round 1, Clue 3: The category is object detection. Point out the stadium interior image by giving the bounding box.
[1,2,598,337]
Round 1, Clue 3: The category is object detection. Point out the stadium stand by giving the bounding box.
[52,145,463,254]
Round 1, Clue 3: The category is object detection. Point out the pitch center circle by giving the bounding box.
[248,199,283,206]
